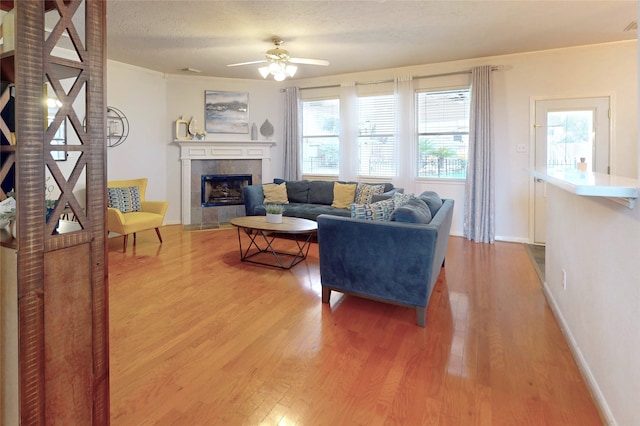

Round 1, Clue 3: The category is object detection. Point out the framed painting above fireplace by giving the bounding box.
[204,91,249,134]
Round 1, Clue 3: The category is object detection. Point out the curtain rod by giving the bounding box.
[285,66,501,92]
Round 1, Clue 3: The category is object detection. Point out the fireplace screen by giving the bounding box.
[201,174,252,207]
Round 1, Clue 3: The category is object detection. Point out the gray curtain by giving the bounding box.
[283,86,301,180]
[464,65,494,243]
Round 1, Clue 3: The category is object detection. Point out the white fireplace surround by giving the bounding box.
[178,140,275,225]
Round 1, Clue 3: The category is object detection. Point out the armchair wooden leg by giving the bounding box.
[133,232,137,246]
[122,234,128,253]
[155,227,163,243]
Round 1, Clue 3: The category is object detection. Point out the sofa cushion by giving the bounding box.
[108,186,141,213]
[284,180,310,203]
[355,183,385,204]
[263,183,289,204]
[332,183,357,209]
[285,203,352,221]
[255,203,351,220]
[350,198,396,221]
[391,198,432,224]
[417,191,443,216]
[308,181,335,205]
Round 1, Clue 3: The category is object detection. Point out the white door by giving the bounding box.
[533,97,610,244]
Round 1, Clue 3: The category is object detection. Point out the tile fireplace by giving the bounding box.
[178,140,275,227]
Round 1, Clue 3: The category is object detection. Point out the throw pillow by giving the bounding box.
[263,183,289,204]
[350,198,396,221]
[382,183,395,192]
[418,191,443,216]
[393,192,415,207]
[354,183,385,204]
[107,186,141,213]
[332,182,357,209]
[391,198,432,224]
[284,180,310,203]
[308,181,335,204]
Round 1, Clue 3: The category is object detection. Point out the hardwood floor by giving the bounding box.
[108,225,602,425]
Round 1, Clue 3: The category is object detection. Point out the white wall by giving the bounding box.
[544,187,640,426]
[106,61,168,206]
[106,41,637,239]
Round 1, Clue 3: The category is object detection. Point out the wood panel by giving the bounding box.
[15,3,47,422]
[44,244,92,423]
[9,1,108,423]
[108,226,603,425]
[1,245,18,425]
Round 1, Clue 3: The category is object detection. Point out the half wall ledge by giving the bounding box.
[526,167,639,209]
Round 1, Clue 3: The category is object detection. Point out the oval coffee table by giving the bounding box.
[230,216,318,269]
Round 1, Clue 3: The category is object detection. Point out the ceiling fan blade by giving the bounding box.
[289,57,330,66]
[227,60,267,67]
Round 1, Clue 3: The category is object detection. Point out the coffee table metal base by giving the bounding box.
[236,228,314,269]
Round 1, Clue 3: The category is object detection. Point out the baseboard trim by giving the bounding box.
[448,233,530,244]
[541,282,616,426]
[495,235,529,243]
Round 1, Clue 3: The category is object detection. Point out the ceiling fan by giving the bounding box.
[227,38,329,81]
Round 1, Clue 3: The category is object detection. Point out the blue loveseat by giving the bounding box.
[317,195,454,327]
[243,179,402,221]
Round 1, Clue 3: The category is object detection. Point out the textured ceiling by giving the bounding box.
[105,0,637,80]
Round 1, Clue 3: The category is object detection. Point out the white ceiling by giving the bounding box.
[105,0,637,81]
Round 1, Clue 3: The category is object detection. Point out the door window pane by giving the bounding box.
[546,110,593,169]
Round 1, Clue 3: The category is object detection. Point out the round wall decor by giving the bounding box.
[106,106,129,148]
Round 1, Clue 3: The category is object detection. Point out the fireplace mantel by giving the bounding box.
[177,140,276,224]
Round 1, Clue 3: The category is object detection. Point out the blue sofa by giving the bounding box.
[243,179,402,221]
[317,197,454,327]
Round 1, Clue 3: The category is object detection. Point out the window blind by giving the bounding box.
[358,94,396,177]
[416,89,470,179]
[302,99,340,175]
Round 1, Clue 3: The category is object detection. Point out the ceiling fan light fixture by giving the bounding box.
[232,37,328,81]
[285,64,297,77]
[258,66,270,78]
[268,62,282,74]
[258,60,296,80]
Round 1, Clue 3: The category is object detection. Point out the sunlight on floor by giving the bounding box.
[447,291,470,377]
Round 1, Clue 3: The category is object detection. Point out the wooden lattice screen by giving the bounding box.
[1,0,109,423]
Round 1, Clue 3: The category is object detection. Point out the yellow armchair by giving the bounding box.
[107,178,168,252]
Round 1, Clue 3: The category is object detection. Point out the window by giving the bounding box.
[302,99,339,175]
[358,94,395,177]
[416,89,470,179]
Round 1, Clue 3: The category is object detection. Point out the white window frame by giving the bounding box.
[301,97,340,177]
[416,88,470,180]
